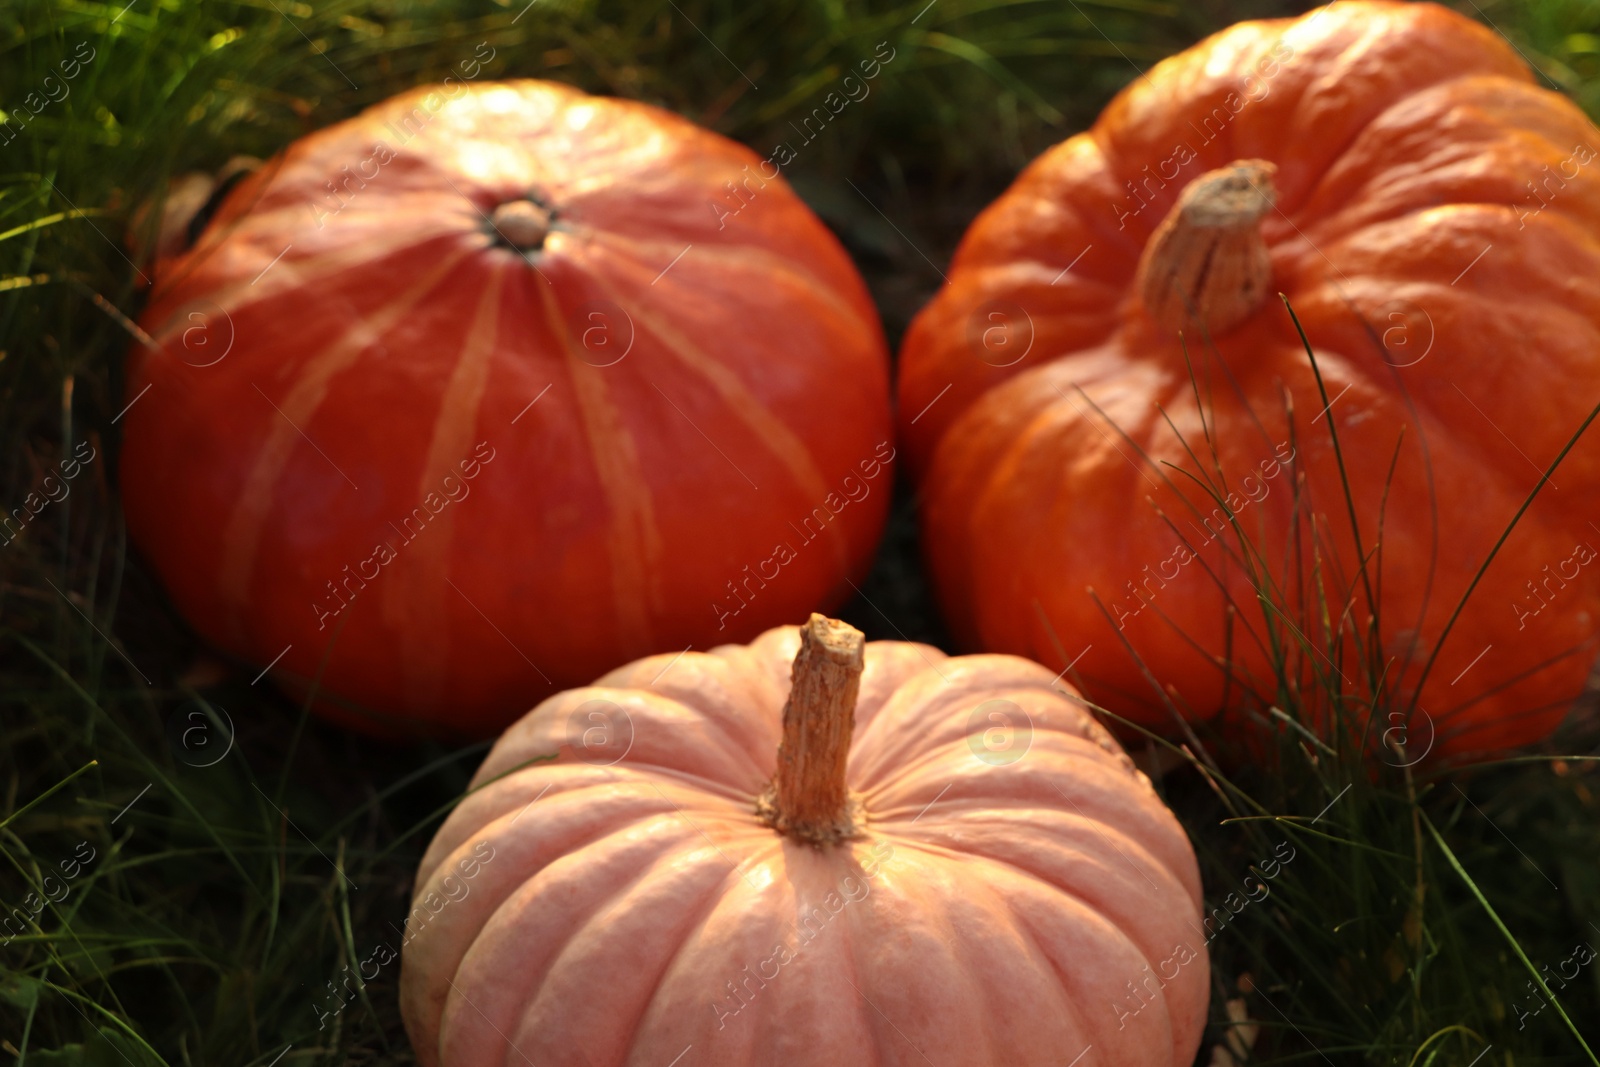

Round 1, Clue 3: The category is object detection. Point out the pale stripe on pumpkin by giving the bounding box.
[536,279,666,653]
[388,262,510,705]
[149,208,470,341]
[217,250,474,613]
[590,229,881,343]
[590,271,851,573]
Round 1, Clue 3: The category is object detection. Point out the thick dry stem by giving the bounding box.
[757,614,865,846]
[1136,159,1278,338]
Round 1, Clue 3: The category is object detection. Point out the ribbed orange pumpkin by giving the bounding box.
[122,80,893,736]
[399,616,1208,1066]
[898,1,1600,760]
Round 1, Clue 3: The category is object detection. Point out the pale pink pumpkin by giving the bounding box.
[399,616,1208,1067]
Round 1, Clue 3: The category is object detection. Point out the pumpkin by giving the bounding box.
[121,80,893,736]
[399,615,1208,1066]
[897,0,1600,759]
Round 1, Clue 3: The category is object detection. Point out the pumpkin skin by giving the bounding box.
[121,80,893,736]
[898,1,1600,759]
[399,624,1208,1066]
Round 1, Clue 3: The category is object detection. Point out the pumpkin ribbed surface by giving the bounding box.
[399,625,1207,1067]
[122,80,892,735]
[898,1,1600,758]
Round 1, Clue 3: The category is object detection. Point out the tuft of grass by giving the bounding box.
[1059,298,1600,1064]
[2,1,1599,1065]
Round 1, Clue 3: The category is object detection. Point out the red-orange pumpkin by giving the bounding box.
[400,615,1208,1066]
[898,1,1600,760]
[123,80,893,736]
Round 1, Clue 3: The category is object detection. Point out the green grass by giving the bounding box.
[2,0,1600,1064]
[1096,308,1600,1064]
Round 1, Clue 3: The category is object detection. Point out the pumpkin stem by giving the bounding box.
[1135,159,1277,337]
[758,613,865,846]
[490,199,553,252]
